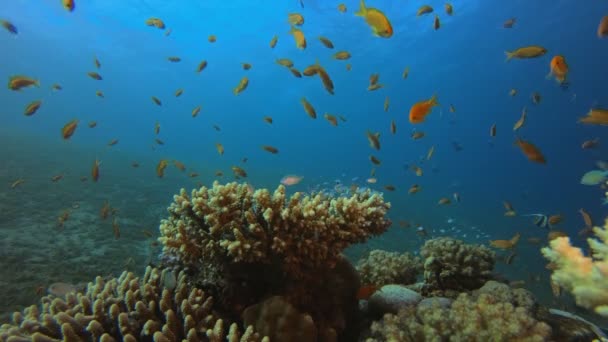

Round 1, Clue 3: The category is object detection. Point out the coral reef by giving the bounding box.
[356,250,422,286]
[541,218,608,317]
[159,181,391,278]
[0,266,264,341]
[366,290,552,341]
[419,237,495,296]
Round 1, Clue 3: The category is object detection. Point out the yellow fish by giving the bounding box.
[355,0,393,38]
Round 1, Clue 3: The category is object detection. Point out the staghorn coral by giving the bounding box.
[541,218,608,317]
[420,237,495,296]
[0,266,264,342]
[159,181,391,278]
[356,250,422,286]
[366,292,552,342]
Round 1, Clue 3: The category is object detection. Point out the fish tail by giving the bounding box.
[355,0,366,16]
[35,79,41,87]
[510,232,521,246]
[505,51,514,62]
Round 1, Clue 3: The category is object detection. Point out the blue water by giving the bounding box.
[1,0,607,324]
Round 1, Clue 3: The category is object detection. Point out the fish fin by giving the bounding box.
[429,93,440,107]
[355,0,366,16]
[505,51,513,62]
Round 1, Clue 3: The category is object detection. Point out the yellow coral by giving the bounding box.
[541,218,608,317]
[357,250,422,286]
[159,182,391,278]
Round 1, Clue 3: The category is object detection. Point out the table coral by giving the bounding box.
[356,250,422,286]
[159,181,391,279]
[0,266,264,342]
[420,237,495,295]
[541,218,608,317]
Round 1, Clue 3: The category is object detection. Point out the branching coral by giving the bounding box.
[420,237,495,295]
[0,266,264,342]
[357,250,422,286]
[366,292,552,341]
[159,181,391,279]
[541,218,608,317]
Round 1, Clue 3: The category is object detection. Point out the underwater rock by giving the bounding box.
[368,284,422,316]
[474,280,536,311]
[356,250,422,286]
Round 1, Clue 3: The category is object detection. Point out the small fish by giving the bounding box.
[580,169,608,186]
[324,113,338,126]
[213,125,221,131]
[62,0,75,12]
[8,75,39,91]
[1,20,18,34]
[61,119,79,139]
[505,252,516,265]
[581,138,599,149]
[503,18,516,28]
[333,51,351,60]
[598,16,608,38]
[369,155,381,165]
[52,84,62,91]
[490,123,497,137]
[318,36,334,49]
[196,60,208,73]
[346,64,352,71]
[509,88,517,96]
[434,14,440,30]
[301,97,317,119]
[390,120,396,134]
[548,214,563,226]
[145,17,165,29]
[505,46,547,61]
[95,90,104,98]
[87,72,102,80]
[384,185,395,191]
[175,88,184,97]
[189,172,199,178]
[208,35,217,43]
[263,116,273,124]
[100,201,111,220]
[216,143,224,156]
[91,159,100,182]
[411,131,425,140]
[155,138,164,145]
[366,130,381,150]
[231,166,247,178]
[276,58,294,68]
[288,68,302,78]
[503,201,516,216]
[154,122,160,135]
[522,213,552,229]
[578,108,608,126]
[366,177,377,184]
[112,217,120,239]
[280,175,303,186]
[445,3,453,15]
[453,192,460,202]
[151,96,162,106]
[167,56,181,63]
[515,137,546,164]
[402,67,410,79]
[156,159,168,177]
[417,5,433,16]
[355,0,393,38]
[269,35,278,48]
[489,232,521,249]
[546,55,569,85]
[131,162,139,168]
[338,4,347,12]
[438,197,451,205]
[262,145,279,154]
[531,92,541,105]
[384,96,390,112]
[579,208,593,228]
[24,100,42,116]
[164,28,172,37]
[409,95,439,123]
[513,107,526,131]
[426,145,435,160]
[51,174,64,182]
[368,83,383,91]
[107,139,118,146]
[173,160,186,171]
[233,76,249,95]
[288,13,304,26]
[10,179,25,189]
[192,106,201,118]
[88,121,97,128]
[289,25,306,49]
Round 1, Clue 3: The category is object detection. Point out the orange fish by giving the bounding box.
[61,119,79,139]
[8,75,39,91]
[91,159,100,182]
[409,95,439,124]
[598,16,608,38]
[489,232,521,249]
[156,160,168,177]
[355,0,393,38]
[62,0,75,12]
[356,284,378,300]
[515,138,546,164]
[289,26,306,49]
[546,55,568,84]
